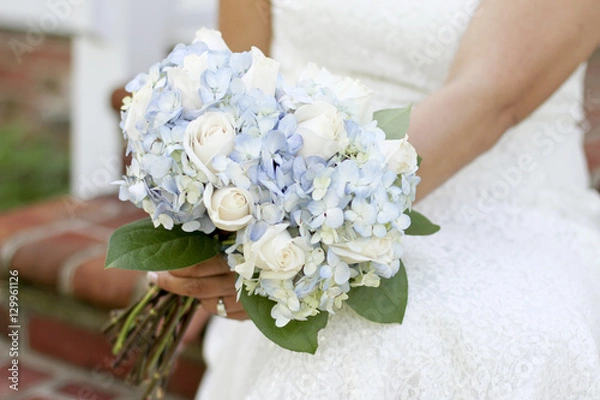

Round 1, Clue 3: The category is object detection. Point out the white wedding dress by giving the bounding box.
[197,0,600,398]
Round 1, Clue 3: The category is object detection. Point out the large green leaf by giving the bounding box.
[404,210,440,236]
[105,218,221,271]
[373,105,412,140]
[239,288,329,354]
[346,261,408,324]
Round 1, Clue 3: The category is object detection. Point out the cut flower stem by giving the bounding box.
[103,284,200,399]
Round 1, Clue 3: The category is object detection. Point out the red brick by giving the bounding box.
[0,195,123,240]
[0,196,73,243]
[30,47,71,64]
[0,362,51,396]
[167,355,205,400]
[57,382,117,400]
[28,315,114,369]
[27,315,134,380]
[71,257,144,309]
[11,232,103,289]
[0,28,70,129]
[27,315,140,381]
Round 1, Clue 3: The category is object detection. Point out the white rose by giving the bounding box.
[299,63,338,87]
[166,52,208,111]
[335,77,373,125]
[123,83,153,140]
[192,28,229,51]
[203,184,254,231]
[381,136,418,175]
[183,112,236,181]
[295,101,348,160]
[299,63,373,124]
[329,237,396,265]
[241,47,280,96]
[235,224,307,280]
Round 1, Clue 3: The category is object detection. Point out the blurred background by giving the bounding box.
[0,1,599,399]
[0,0,218,209]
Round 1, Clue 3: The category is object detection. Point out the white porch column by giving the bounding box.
[70,0,171,199]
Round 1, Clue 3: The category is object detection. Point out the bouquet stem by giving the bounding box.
[103,284,200,399]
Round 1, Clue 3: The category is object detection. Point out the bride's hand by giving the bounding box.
[147,256,248,320]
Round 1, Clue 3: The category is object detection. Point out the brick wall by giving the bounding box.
[0,28,71,133]
[0,195,205,399]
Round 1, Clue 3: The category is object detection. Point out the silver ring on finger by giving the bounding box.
[216,297,228,317]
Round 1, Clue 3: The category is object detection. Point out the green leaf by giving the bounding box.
[373,105,412,140]
[404,210,440,236]
[105,218,221,271]
[239,288,329,354]
[346,261,408,324]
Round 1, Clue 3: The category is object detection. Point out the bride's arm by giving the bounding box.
[411,0,600,198]
[218,0,272,54]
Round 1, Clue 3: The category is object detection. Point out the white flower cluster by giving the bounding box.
[118,29,420,327]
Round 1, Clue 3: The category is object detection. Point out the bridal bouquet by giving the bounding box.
[104,28,438,398]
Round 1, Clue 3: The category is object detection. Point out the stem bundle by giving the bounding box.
[103,284,199,399]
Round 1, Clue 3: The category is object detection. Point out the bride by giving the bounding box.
[149,0,600,398]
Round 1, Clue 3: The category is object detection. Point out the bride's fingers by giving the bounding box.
[149,271,237,299]
[167,255,231,278]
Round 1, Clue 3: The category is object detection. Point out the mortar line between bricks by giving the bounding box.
[1,219,111,273]
[4,377,74,400]
[62,197,139,227]
[58,244,108,296]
